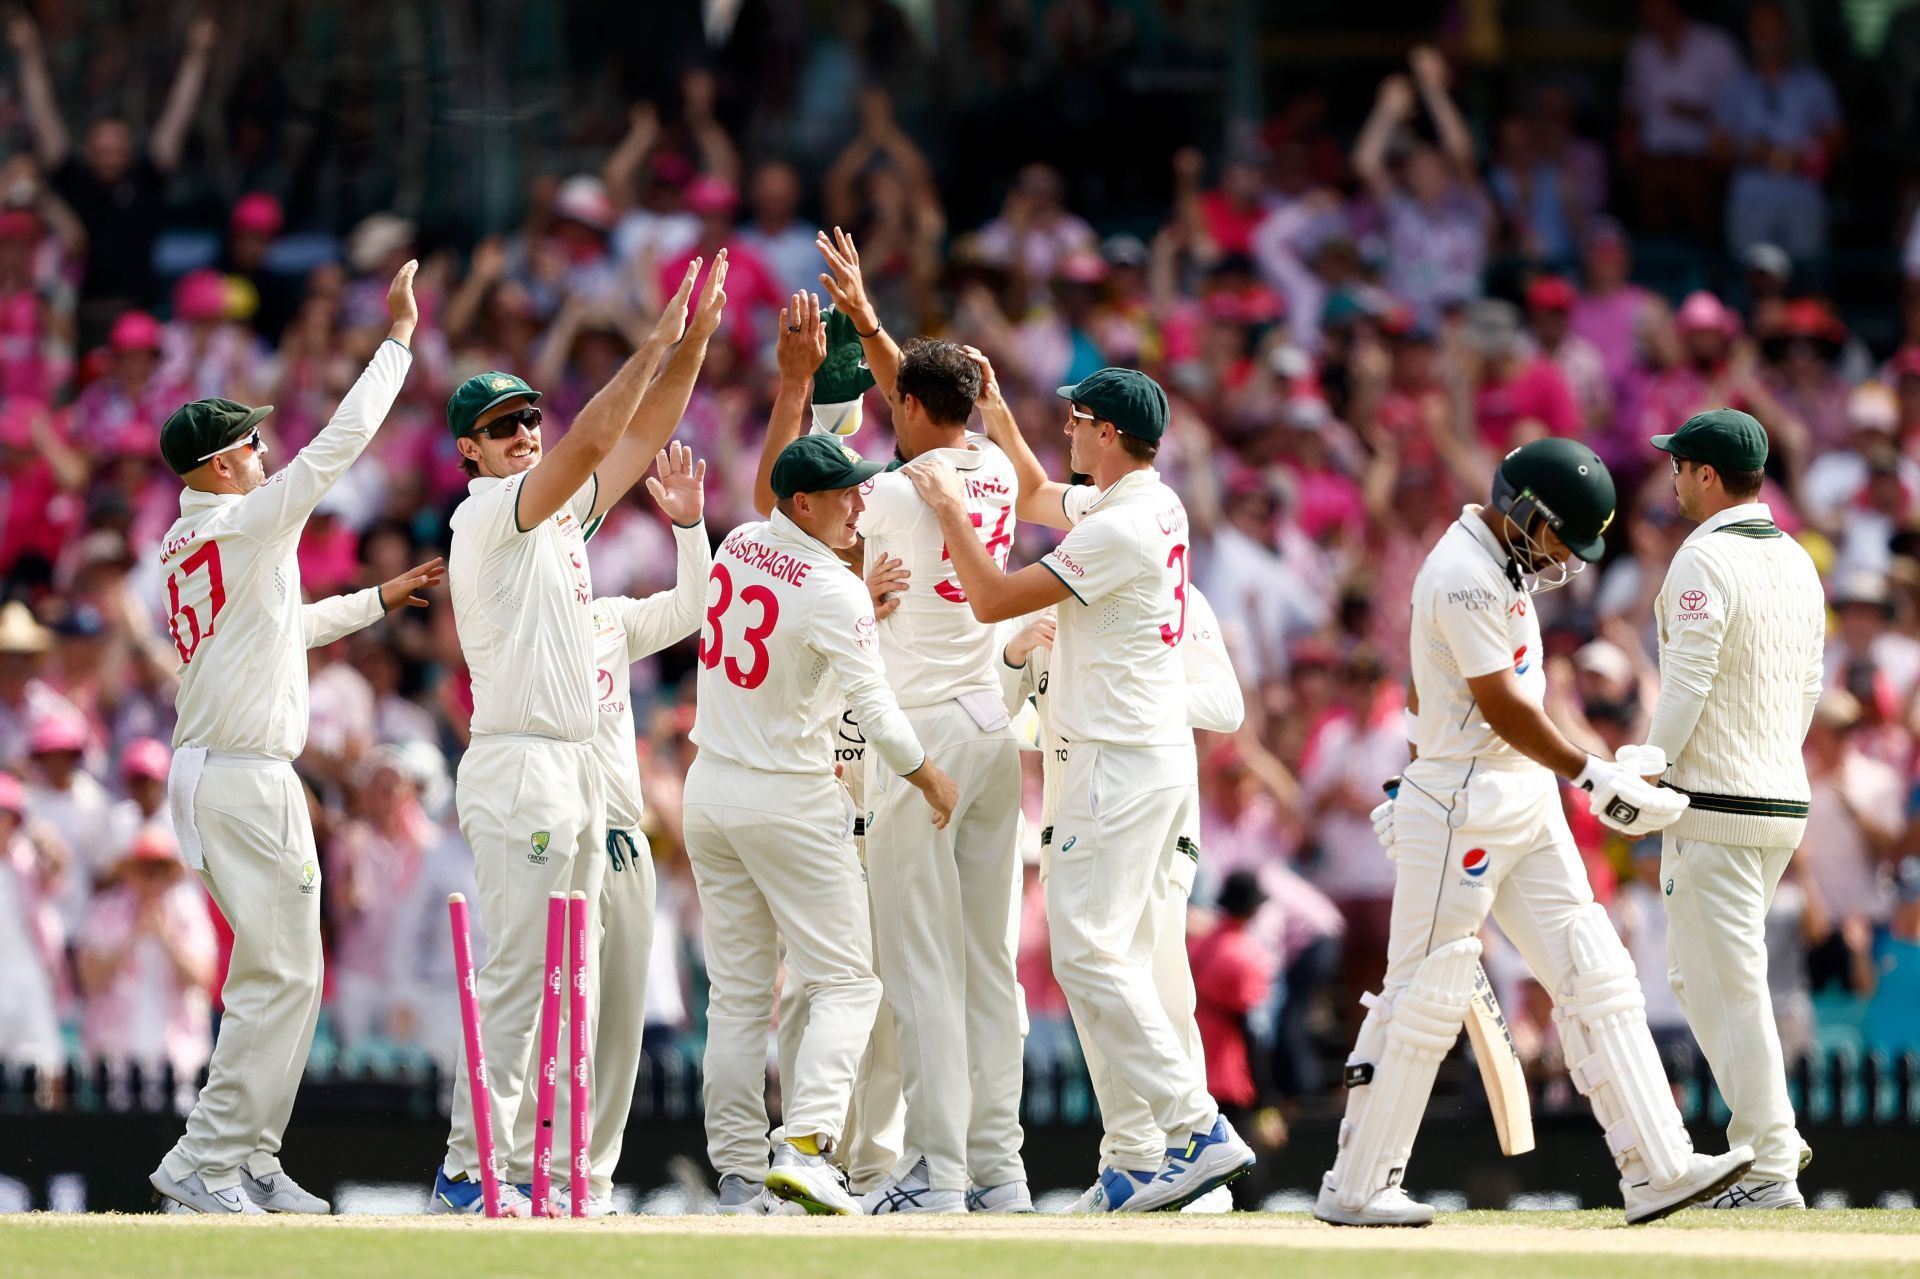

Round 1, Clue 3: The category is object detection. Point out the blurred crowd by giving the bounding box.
[3,1,1920,1130]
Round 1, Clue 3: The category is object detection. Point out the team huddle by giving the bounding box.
[144,232,1825,1223]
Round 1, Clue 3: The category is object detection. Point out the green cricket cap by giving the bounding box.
[1652,407,1768,473]
[1055,367,1170,441]
[770,434,885,499]
[447,371,542,439]
[160,398,274,476]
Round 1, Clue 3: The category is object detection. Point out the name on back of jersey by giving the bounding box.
[721,528,813,588]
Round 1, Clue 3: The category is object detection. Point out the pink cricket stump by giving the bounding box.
[448,893,502,1218]
[531,892,567,1217]
[568,890,590,1217]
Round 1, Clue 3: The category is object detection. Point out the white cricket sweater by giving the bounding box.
[1646,503,1826,848]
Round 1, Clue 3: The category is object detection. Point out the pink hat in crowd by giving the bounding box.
[684,174,739,217]
[1675,290,1739,336]
[110,310,163,352]
[174,269,230,323]
[0,772,23,816]
[1525,275,1576,311]
[231,192,284,238]
[122,825,181,866]
[0,411,34,450]
[121,737,172,782]
[555,175,616,231]
[28,711,87,756]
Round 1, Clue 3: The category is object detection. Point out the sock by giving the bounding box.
[789,1135,821,1157]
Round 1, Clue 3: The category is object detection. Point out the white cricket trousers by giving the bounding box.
[1048,743,1216,1143]
[445,736,606,1183]
[865,701,1025,1191]
[1384,761,1596,1000]
[547,823,654,1198]
[161,757,321,1192]
[776,824,906,1194]
[685,758,882,1181]
[1071,801,1203,1173]
[1661,835,1805,1182]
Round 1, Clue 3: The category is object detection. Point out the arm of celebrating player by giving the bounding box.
[816,227,902,400]
[814,582,958,827]
[514,260,698,532]
[1182,587,1245,734]
[998,613,1054,715]
[587,255,727,524]
[904,458,1071,622]
[231,263,417,544]
[302,558,446,648]
[753,292,828,517]
[964,346,1073,530]
[612,445,714,656]
[1644,548,1731,766]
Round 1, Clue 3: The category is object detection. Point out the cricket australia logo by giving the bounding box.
[298,860,318,895]
[528,830,551,865]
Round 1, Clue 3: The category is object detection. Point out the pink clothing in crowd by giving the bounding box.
[78,882,215,1076]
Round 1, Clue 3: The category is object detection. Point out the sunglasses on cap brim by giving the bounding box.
[197,428,267,462]
[474,406,542,439]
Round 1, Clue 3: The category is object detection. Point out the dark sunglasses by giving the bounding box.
[475,406,542,439]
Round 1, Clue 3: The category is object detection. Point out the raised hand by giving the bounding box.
[379,557,446,611]
[867,551,910,620]
[645,440,707,526]
[776,291,828,384]
[961,345,1005,408]
[386,259,420,343]
[816,227,879,334]
[901,455,966,514]
[187,13,218,55]
[650,257,703,346]
[686,249,730,342]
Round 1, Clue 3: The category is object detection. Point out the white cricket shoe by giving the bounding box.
[1116,1116,1255,1213]
[240,1168,330,1214]
[150,1166,264,1216]
[1181,1186,1234,1214]
[861,1158,965,1215]
[1313,1175,1435,1227]
[1622,1146,1755,1225]
[765,1142,860,1216]
[1705,1178,1805,1210]
[966,1180,1035,1213]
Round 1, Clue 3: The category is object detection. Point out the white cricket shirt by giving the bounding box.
[690,510,925,777]
[161,339,411,757]
[1407,506,1545,767]
[857,434,1018,707]
[450,470,601,743]
[591,521,711,831]
[1037,468,1193,747]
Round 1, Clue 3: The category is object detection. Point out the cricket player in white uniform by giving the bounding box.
[767,232,1028,1214]
[688,433,958,1216]
[150,263,433,1215]
[1316,438,1755,1227]
[433,255,725,1215]
[999,583,1246,1212]
[904,365,1252,1213]
[546,441,710,1211]
[1636,409,1825,1209]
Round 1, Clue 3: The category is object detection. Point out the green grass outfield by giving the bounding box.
[7,1210,1920,1279]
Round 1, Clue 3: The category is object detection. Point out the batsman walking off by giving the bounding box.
[433,255,724,1215]
[1641,410,1825,1209]
[1316,438,1753,1228]
[904,365,1254,1214]
[151,262,430,1214]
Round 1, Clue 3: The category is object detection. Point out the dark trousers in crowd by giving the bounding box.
[1270,933,1343,1102]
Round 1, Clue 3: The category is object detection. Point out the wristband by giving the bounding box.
[1572,754,1601,792]
[1401,708,1417,743]
[855,322,882,339]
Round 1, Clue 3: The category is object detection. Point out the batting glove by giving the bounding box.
[1371,776,1401,845]
[1573,755,1689,837]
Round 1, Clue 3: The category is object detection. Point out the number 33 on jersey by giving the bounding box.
[690,515,910,776]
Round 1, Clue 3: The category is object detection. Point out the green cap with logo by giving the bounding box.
[811,308,877,438]
[1652,407,1768,473]
[1056,367,1170,441]
[447,371,542,439]
[770,433,886,499]
[160,398,274,476]
[1495,437,1617,563]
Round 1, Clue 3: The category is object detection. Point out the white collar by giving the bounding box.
[179,487,240,513]
[1457,504,1515,571]
[1683,501,1773,547]
[1084,466,1158,514]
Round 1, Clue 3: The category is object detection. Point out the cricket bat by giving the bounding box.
[1463,962,1534,1156]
